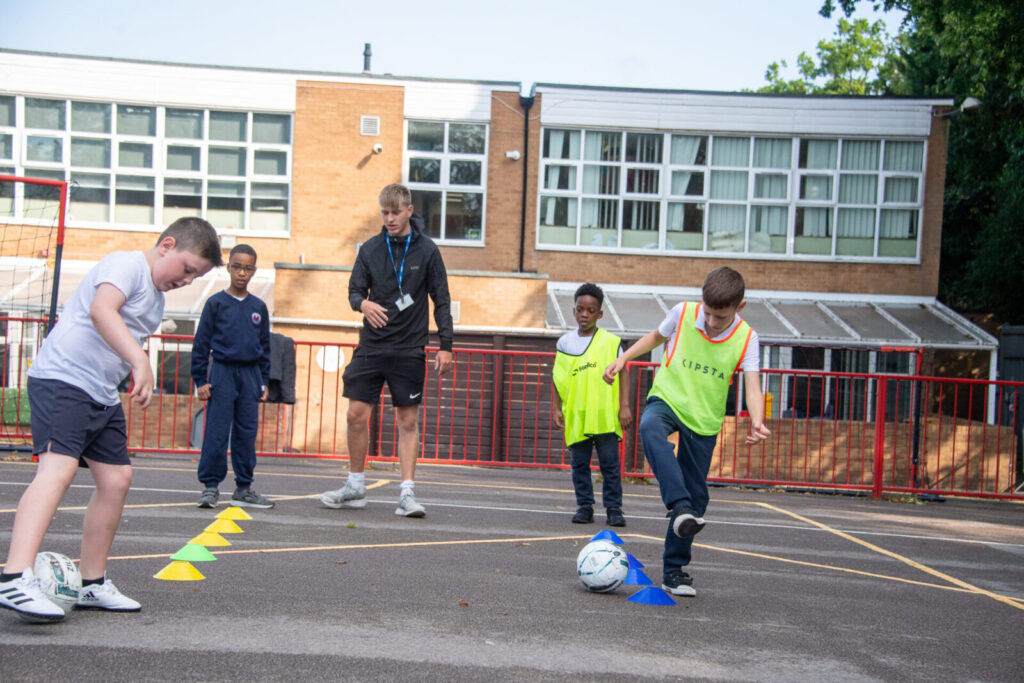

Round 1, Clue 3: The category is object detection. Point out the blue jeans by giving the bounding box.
[639,397,717,573]
[197,361,262,489]
[568,433,622,510]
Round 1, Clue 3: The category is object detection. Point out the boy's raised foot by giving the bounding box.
[669,505,705,538]
[0,569,66,623]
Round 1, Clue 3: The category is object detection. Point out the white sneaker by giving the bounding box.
[76,578,141,612]
[395,493,426,518]
[320,483,367,509]
[0,569,65,623]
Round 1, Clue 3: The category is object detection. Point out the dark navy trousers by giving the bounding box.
[638,397,717,574]
[568,433,623,510]
[197,361,261,489]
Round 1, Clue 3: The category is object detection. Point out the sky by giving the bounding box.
[0,0,905,93]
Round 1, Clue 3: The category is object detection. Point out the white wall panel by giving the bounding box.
[403,81,518,121]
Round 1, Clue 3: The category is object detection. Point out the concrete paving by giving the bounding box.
[1,452,1022,682]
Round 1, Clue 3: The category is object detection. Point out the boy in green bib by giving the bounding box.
[553,283,632,527]
[604,267,770,596]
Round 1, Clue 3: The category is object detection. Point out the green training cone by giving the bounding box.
[170,543,218,562]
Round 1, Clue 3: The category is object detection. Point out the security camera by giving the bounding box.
[505,150,521,161]
[372,143,383,154]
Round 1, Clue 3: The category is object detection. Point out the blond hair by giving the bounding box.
[378,183,413,210]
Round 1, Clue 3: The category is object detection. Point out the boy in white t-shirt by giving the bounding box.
[0,217,221,623]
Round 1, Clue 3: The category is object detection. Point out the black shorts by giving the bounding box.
[27,376,130,467]
[342,346,426,407]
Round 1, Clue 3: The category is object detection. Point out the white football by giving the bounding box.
[576,540,629,593]
[34,551,81,614]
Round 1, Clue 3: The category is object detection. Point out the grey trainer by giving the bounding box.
[320,483,367,509]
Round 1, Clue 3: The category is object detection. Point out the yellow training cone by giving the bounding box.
[204,519,244,534]
[189,531,232,547]
[217,507,253,521]
[153,561,205,581]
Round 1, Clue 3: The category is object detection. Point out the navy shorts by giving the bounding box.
[27,377,130,467]
[342,346,426,407]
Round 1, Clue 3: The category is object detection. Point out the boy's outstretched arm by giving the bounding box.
[90,283,154,409]
[603,329,666,385]
[743,370,771,445]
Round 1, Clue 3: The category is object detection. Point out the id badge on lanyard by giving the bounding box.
[387,233,414,311]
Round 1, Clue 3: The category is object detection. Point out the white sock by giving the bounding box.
[400,480,415,497]
[347,472,365,491]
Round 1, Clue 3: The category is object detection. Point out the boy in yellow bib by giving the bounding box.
[553,283,632,527]
[604,267,770,596]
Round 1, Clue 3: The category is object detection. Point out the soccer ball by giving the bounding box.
[576,540,629,593]
[34,552,81,614]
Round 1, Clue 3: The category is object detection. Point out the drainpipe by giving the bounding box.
[517,86,536,273]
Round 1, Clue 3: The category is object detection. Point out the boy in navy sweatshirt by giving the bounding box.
[191,244,273,509]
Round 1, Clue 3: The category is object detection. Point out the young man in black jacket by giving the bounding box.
[321,184,454,517]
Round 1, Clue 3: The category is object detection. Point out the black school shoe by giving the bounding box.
[668,505,705,538]
[571,505,594,524]
[662,570,696,597]
[606,508,626,527]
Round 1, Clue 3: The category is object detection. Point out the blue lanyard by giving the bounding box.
[385,232,411,295]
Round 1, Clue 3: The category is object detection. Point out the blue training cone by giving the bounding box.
[628,586,677,606]
[626,553,645,569]
[590,529,624,545]
[624,567,654,586]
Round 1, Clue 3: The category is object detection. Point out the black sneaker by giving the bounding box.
[606,508,626,527]
[668,505,705,538]
[571,505,594,524]
[661,570,696,597]
[197,488,219,509]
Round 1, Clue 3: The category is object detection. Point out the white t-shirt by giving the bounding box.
[656,302,760,372]
[556,329,623,356]
[29,251,164,405]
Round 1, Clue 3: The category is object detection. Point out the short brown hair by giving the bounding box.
[158,217,223,267]
[379,183,413,210]
[702,266,745,309]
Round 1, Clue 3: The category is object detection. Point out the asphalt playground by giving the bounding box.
[0,451,1021,682]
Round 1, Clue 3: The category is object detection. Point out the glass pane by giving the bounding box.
[583,165,619,194]
[542,129,580,159]
[710,170,747,200]
[117,105,155,136]
[0,96,14,126]
[626,168,659,194]
[70,172,110,222]
[71,138,110,168]
[749,206,788,253]
[163,177,202,226]
[26,98,65,130]
[0,167,13,216]
[666,203,705,250]
[795,207,833,254]
[254,150,287,176]
[707,204,746,251]
[543,165,576,190]
[166,109,203,139]
[884,141,924,171]
[879,209,918,256]
[884,176,918,203]
[208,181,245,231]
[71,102,111,133]
[584,131,621,161]
[22,169,63,219]
[448,123,485,154]
[409,158,440,183]
[0,134,11,160]
[753,173,787,199]
[412,190,443,238]
[838,174,877,204]
[210,111,247,142]
[625,133,662,163]
[27,136,62,163]
[621,200,659,250]
[444,192,482,240]
[670,135,707,165]
[581,198,618,229]
[118,142,153,168]
[799,139,838,169]
[753,138,791,168]
[539,196,578,230]
[253,113,290,144]
[711,137,749,167]
[449,160,481,185]
[671,170,704,196]
[841,140,879,170]
[209,147,246,176]
[167,145,200,172]
[115,174,154,224]
[408,121,444,152]
[799,174,833,200]
[837,208,876,255]
[250,183,289,232]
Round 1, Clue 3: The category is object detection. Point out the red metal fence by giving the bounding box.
[2,319,1021,500]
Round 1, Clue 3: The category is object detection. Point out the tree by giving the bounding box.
[758,17,899,95]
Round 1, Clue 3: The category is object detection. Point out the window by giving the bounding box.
[1,96,292,232]
[405,120,486,243]
[538,127,925,261]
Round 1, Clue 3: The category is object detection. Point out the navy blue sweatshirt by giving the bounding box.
[348,214,454,351]
[191,291,271,386]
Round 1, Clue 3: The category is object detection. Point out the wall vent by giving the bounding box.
[360,116,380,136]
